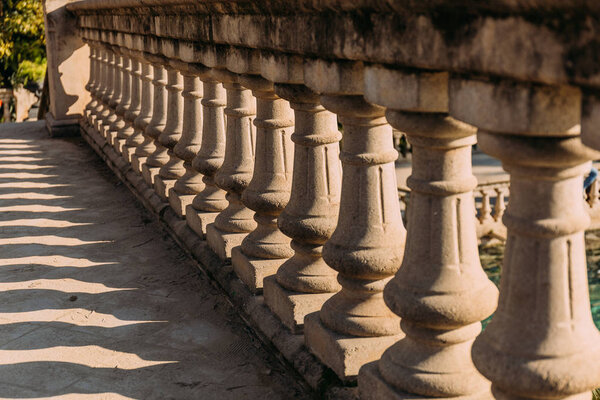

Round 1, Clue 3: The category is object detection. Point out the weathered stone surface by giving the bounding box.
[186,70,228,238]
[43,0,90,136]
[169,64,207,217]
[264,83,342,333]
[142,57,169,184]
[451,78,600,400]
[302,93,406,381]
[70,1,600,91]
[232,75,295,292]
[304,313,402,382]
[208,69,257,260]
[361,67,498,400]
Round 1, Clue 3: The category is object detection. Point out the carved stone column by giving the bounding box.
[83,40,100,125]
[111,49,135,160]
[230,75,295,292]
[114,50,142,157]
[94,45,117,138]
[185,71,228,237]
[102,47,124,143]
[96,46,120,137]
[93,46,113,132]
[359,68,499,399]
[128,56,154,171]
[90,46,110,129]
[107,49,132,150]
[140,55,169,186]
[206,69,257,261]
[451,78,600,400]
[154,63,186,200]
[303,60,406,381]
[169,62,207,217]
[263,82,342,333]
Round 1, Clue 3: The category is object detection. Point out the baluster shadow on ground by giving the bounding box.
[0,121,310,399]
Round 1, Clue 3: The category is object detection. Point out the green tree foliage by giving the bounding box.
[0,0,46,88]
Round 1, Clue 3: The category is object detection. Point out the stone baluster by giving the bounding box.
[478,190,492,224]
[102,47,124,143]
[230,75,295,292]
[359,68,498,399]
[140,55,169,186]
[492,187,506,221]
[169,62,207,217]
[128,55,154,171]
[107,49,132,150]
[450,78,600,400]
[303,60,405,381]
[206,69,257,261]
[263,82,343,333]
[94,44,117,133]
[154,63,186,200]
[185,71,228,237]
[114,51,141,157]
[83,40,99,125]
[89,45,109,127]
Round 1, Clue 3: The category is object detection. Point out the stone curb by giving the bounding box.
[79,122,358,399]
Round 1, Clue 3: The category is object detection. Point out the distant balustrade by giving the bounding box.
[62,1,600,398]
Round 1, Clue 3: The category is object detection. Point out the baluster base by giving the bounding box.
[131,155,147,175]
[263,276,335,334]
[359,361,489,400]
[185,206,219,239]
[206,223,247,261]
[106,130,119,147]
[168,188,195,218]
[122,146,138,164]
[304,312,404,382]
[142,164,161,186]
[231,247,285,293]
[154,176,176,201]
[114,138,129,157]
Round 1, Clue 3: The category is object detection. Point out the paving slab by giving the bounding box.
[0,121,311,399]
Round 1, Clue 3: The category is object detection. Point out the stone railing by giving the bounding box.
[59,1,600,398]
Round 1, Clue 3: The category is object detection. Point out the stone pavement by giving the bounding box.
[0,121,310,399]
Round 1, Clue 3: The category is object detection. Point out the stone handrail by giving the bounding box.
[57,1,600,398]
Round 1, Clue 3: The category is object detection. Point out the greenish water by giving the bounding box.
[479,235,600,330]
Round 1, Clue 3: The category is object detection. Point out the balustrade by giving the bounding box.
[113,50,140,156]
[449,78,600,400]
[107,48,132,151]
[139,55,169,184]
[168,62,207,217]
[302,60,406,381]
[261,53,343,333]
[68,3,600,398]
[185,69,228,237]
[126,54,154,166]
[154,63,186,200]
[95,46,117,135]
[231,74,295,292]
[102,47,124,144]
[205,68,257,261]
[359,67,498,399]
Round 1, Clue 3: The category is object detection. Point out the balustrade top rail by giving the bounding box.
[67,0,600,92]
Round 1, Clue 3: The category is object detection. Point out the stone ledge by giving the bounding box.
[79,121,357,399]
[71,5,600,89]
